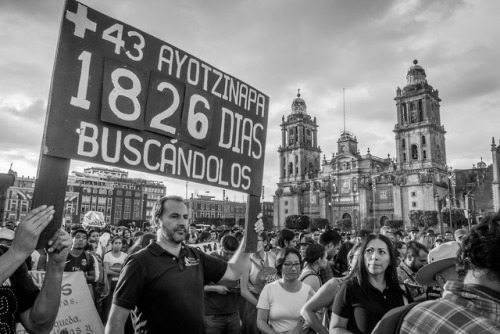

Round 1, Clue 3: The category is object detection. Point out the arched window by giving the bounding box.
[411,144,418,160]
[402,105,408,123]
[288,162,293,175]
[402,138,406,149]
[423,150,427,159]
[422,135,426,146]
[403,153,407,162]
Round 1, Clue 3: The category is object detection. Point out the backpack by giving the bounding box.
[371,302,419,334]
[84,252,110,302]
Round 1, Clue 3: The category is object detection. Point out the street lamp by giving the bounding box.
[446,166,453,230]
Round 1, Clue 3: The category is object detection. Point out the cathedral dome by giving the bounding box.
[291,90,307,114]
[406,59,427,85]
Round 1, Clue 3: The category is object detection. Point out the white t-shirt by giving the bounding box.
[257,280,314,333]
[103,251,127,281]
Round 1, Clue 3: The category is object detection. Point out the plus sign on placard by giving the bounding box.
[65,3,97,38]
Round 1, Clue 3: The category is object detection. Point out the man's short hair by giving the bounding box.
[71,228,88,238]
[406,240,428,258]
[220,235,239,252]
[152,195,185,222]
[457,213,500,280]
[319,230,342,247]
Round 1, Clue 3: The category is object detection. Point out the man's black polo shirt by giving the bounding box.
[113,242,227,333]
[332,277,406,334]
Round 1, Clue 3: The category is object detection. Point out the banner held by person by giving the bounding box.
[16,271,104,334]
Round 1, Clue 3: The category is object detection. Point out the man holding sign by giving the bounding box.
[0,205,71,334]
[106,195,263,334]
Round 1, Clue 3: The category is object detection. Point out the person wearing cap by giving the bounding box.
[415,241,461,300]
[64,228,96,284]
[0,227,15,246]
[408,226,419,241]
[0,205,72,334]
[298,237,314,259]
[393,214,500,333]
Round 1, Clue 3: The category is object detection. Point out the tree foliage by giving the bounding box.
[384,219,405,230]
[409,210,438,230]
[311,218,330,230]
[285,215,311,230]
[441,207,468,229]
[360,217,376,231]
[337,218,352,232]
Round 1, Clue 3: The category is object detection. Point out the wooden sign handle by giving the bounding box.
[33,154,70,250]
[244,194,261,253]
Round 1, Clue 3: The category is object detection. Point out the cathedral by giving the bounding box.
[273,60,453,230]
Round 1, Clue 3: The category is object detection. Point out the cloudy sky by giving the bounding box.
[1,0,499,202]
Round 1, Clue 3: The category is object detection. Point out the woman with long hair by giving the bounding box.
[257,247,314,334]
[301,243,362,334]
[299,244,328,292]
[240,231,277,334]
[101,236,128,323]
[330,234,409,334]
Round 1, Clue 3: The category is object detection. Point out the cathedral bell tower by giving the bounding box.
[394,60,447,171]
[278,91,321,183]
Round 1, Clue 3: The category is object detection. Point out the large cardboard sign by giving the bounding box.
[16,271,104,334]
[44,0,269,196]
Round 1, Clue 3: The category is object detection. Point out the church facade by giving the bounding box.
[273,61,452,231]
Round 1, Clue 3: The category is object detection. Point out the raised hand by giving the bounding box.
[10,205,55,258]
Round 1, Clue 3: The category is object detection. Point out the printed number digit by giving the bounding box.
[70,51,91,110]
[125,31,145,61]
[108,68,141,121]
[149,82,179,135]
[102,23,124,54]
[187,95,209,140]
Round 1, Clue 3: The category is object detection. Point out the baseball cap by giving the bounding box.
[0,228,15,241]
[297,237,314,246]
[415,241,460,286]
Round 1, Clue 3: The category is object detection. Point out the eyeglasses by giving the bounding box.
[283,262,301,269]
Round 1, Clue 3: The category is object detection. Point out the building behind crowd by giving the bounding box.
[273,60,498,230]
[1,165,274,229]
[186,193,274,228]
[1,166,166,227]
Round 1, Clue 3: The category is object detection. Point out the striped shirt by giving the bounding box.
[399,281,500,334]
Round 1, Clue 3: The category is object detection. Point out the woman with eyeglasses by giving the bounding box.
[256,247,315,334]
[241,231,277,334]
[329,234,409,334]
[300,243,362,334]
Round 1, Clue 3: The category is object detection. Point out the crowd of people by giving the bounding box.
[1,196,499,334]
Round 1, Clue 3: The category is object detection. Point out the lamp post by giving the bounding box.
[447,166,453,230]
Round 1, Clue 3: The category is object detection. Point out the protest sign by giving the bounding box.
[16,271,104,334]
[191,241,220,254]
[34,0,269,250]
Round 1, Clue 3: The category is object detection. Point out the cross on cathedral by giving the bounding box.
[66,3,97,38]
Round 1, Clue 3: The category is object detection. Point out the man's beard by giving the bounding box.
[167,228,187,244]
